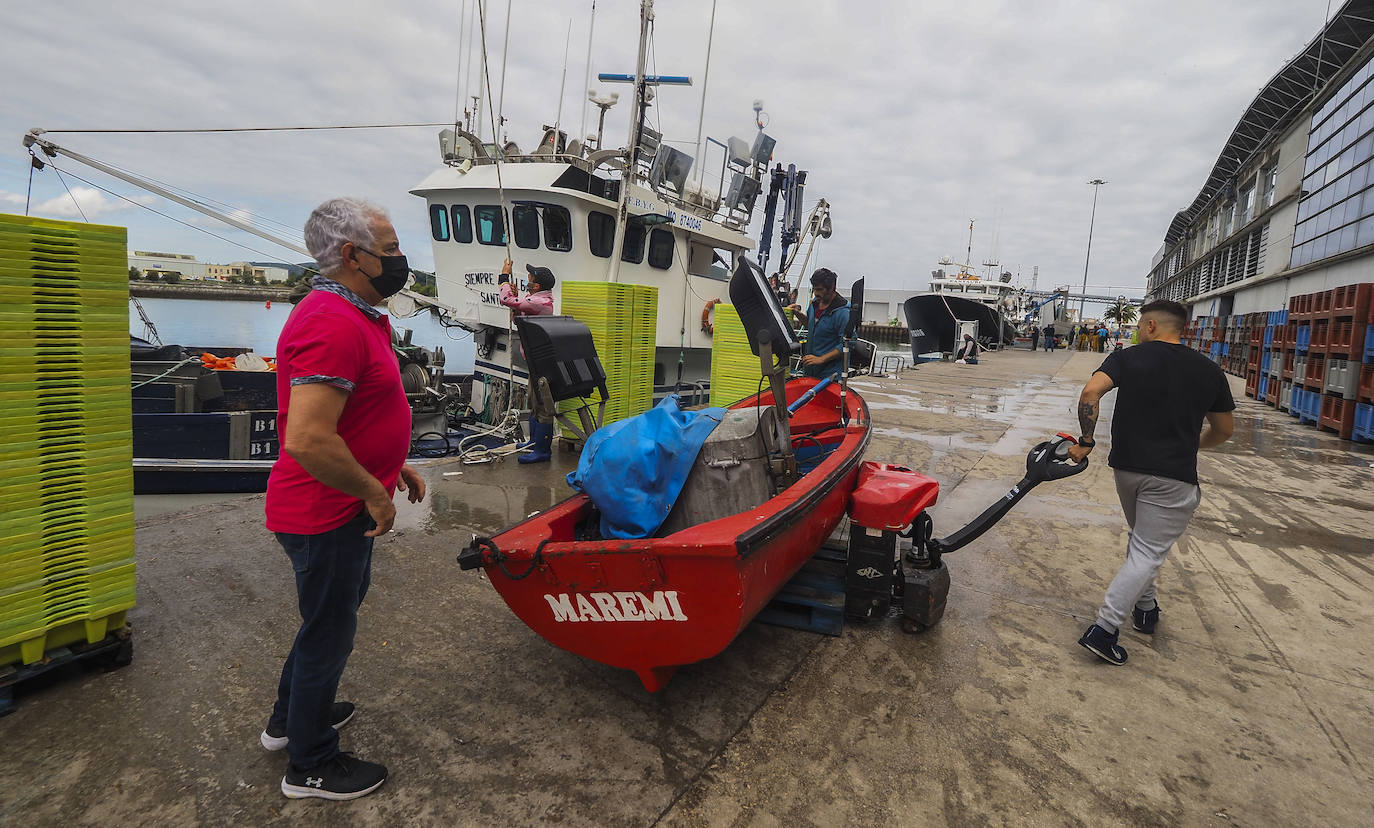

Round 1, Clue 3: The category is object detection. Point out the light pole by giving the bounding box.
[1080,179,1106,320]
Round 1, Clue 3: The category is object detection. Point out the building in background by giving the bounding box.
[128,251,290,283]
[1145,1,1374,315]
[128,251,209,280]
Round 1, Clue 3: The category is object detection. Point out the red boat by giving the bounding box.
[458,261,1088,691]
[460,376,869,691]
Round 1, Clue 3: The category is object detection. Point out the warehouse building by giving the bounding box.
[1146,1,1374,315]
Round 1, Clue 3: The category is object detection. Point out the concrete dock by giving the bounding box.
[1,348,1370,826]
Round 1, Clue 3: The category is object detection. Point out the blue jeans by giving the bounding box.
[269,509,374,769]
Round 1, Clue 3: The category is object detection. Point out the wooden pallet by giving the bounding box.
[0,627,133,716]
[755,542,848,637]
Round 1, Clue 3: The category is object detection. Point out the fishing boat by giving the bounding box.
[903,222,1022,359]
[409,0,830,420]
[126,331,467,494]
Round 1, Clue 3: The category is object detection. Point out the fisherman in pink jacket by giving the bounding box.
[498,259,555,317]
[498,258,556,463]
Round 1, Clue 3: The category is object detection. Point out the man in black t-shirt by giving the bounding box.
[1068,299,1235,665]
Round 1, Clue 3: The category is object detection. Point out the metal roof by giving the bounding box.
[1163,0,1374,248]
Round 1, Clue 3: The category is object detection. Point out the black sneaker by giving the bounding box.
[1132,603,1160,634]
[1078,623,1128,665]
[260,702,356,751]
[281,752,387,800]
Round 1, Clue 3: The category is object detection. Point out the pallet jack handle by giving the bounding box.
[925,434,1087,557]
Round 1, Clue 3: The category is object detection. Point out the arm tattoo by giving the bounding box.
[1078,400,1098,439]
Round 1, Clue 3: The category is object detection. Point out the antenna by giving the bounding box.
[578,0,597,144]
[554,18,573,145]
[965,219,975,272]
[693,0,718,182]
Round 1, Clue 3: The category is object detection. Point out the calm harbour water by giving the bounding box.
[129,297,477,372]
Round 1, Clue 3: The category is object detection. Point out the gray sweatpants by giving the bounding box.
[1095,469,1202,634]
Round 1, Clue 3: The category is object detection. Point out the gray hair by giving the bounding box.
[305,197,389,275]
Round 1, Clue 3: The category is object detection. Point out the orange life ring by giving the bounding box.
[701,298,721,334]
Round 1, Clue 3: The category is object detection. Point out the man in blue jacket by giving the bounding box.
[789,268,851,379]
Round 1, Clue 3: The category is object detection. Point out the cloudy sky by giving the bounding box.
[0,0,1335,310]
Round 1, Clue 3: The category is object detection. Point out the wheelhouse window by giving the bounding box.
[512,204,540,250]
[474,206,507,246]
[648,227,674,270]
[588,210,615,258]
[451,205,473,243]
[687,243,730,280]
[621,220,646,263]
[429,204,450,241]
[542,205,573,252]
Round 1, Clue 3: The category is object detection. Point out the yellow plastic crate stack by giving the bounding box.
[557,281,657,437]
[0,214,136,668]
[709,304,765,407]
[628,285,658,415]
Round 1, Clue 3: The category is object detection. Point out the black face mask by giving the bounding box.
[355,245,410,298]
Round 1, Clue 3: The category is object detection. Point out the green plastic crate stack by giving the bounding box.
[557,282,657,438]
[0,213,136,668]
[709,304,765,407]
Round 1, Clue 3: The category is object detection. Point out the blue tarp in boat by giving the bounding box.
[566,395,726,539]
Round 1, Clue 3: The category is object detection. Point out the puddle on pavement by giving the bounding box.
[392,466,574,537]
[1218,410,1374,467]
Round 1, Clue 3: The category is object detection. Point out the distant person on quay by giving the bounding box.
[1097,324,1109,352]
[1043,323,1056,352]
[1069,299,1234,665]
[263,197,426,800]
[1030,326,1040,351]
[499,258,556,463]
[787,267,851,379]
[955,333,980,364]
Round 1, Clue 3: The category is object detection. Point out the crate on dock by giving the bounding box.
[1364,325,1374,363]
[1295,323,1311,353]
[1315,289,1334,317]
[1354,403,1374,442]
[1294,388,1319,424]
[1325,357,1359,399]
[1258,373,1269,403]
[1319,393,1356,439]
[1330,283,1372,322]
[1279,379,1293,412]
[1291,293,1310,321]
[1311,318,1331,353]
[1326,320,1363,358]
[1304,353,1327,389]
[1358,363,1374,404]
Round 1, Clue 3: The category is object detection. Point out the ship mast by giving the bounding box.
[964,219,974,275]
[605,0,654,284]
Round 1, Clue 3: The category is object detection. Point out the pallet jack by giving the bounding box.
[844,434,1089,633]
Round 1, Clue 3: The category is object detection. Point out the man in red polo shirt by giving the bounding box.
[261,197,424,801]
